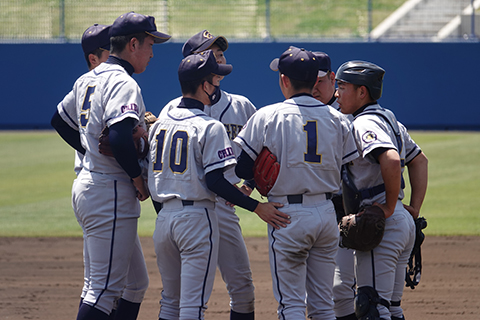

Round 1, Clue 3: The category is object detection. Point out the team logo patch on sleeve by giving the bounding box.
[218,147,234,159]
[362,131,377,143]
[121,103,139,114]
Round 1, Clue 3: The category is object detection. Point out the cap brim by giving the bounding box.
[146,31,171,44]
[318,70,328,77]
[214,63,233,76]
[213,36,228,52]
[194,36,229,54]
[270,58,280,72]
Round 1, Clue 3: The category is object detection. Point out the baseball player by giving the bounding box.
[334,60,428,320]
[148,50,289,320]
[51,23,113,311]
[312,51,340,110]
[52,12,170,320]
[310,51,358,320]
[233,46,359,319]
[158,30,258,320]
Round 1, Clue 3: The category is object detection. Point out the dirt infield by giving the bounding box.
[1,236,479,320]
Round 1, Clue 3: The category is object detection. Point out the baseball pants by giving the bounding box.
[154,198,219,320]
[355,200,415,319]
[268,195,339,320]
[216,198,255,313]
[73,170,146,315]
[333,246,356,318]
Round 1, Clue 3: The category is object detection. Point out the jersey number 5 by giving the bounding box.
[80,86,95,127]
[153,129,189,174]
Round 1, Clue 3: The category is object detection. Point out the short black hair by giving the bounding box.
[84,47,105,69]
[110,32,148,55]
[288,77,317,91]
[180,74,215,96]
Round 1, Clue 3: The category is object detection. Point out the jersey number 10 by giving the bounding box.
[153,129,189,174]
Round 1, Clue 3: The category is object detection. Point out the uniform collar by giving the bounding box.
[353,101,378,117]
[106,55,135,76]
[290,92,314,99]
[326,94,336,106]
[178,97,205,111]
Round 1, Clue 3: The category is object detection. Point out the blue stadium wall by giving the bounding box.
[1,42,479,130]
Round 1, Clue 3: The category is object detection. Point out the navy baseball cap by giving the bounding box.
[313,51,331,77]
[270,46,320,82]
[81,24,111,55]
[178,50,233,82]
[110,12,171,43]
[182,30,228,57]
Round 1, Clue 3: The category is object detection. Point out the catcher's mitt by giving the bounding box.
[98,125,149,159]
[339,205,386,252]
[253,147,280,196]
[405,216,427,289]
[144,111,158,131]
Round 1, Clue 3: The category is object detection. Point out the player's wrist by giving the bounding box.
[240,184,253,196]
[132,174,144,183]
[252,200,261,213]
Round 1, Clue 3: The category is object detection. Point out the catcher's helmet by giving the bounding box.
[335,61,385,100]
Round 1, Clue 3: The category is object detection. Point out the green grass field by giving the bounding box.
[0,130,479,237]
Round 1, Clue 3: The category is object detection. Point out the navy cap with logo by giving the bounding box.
[313,51,332,77]
[270,46,320,82]
[110,11,171,43]
[81,24,111,55]
[182,30,229,57]
[178,50,233,82]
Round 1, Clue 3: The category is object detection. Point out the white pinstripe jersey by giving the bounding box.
[234,95,358,196]
[348,104,421,206]
[68,62,146,179]
[159,90,256,184]
[148,105,237,203]
[57,90,84,174]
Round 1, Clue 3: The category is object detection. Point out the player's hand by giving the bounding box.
[403,204,420,220]
[254,202,290,229]
[132,175,150,201]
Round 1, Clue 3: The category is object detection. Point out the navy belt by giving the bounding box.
[182,200,194,206]
[287,193,332,204]
[154,200,193,214]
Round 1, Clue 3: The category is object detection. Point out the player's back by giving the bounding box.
[260,95,357,196]
[148,106,236,203]
[74,62,145,178]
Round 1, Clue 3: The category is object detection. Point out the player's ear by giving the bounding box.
[329,71,336,84]
[88,53,98,68]
[128,37,137,52]
[280,74,290,88]
[358,85,369,100]
[201,80,211,94]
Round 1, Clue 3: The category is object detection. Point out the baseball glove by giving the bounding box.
[339,205,386,252]
[144,111,158,131]
[253,147,280,196]
[98,125,149,159]
[405,216,427,289]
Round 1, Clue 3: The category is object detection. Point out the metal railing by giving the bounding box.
[0,0,478,42]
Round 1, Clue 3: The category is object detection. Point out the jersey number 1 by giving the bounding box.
[303,121,322,163]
